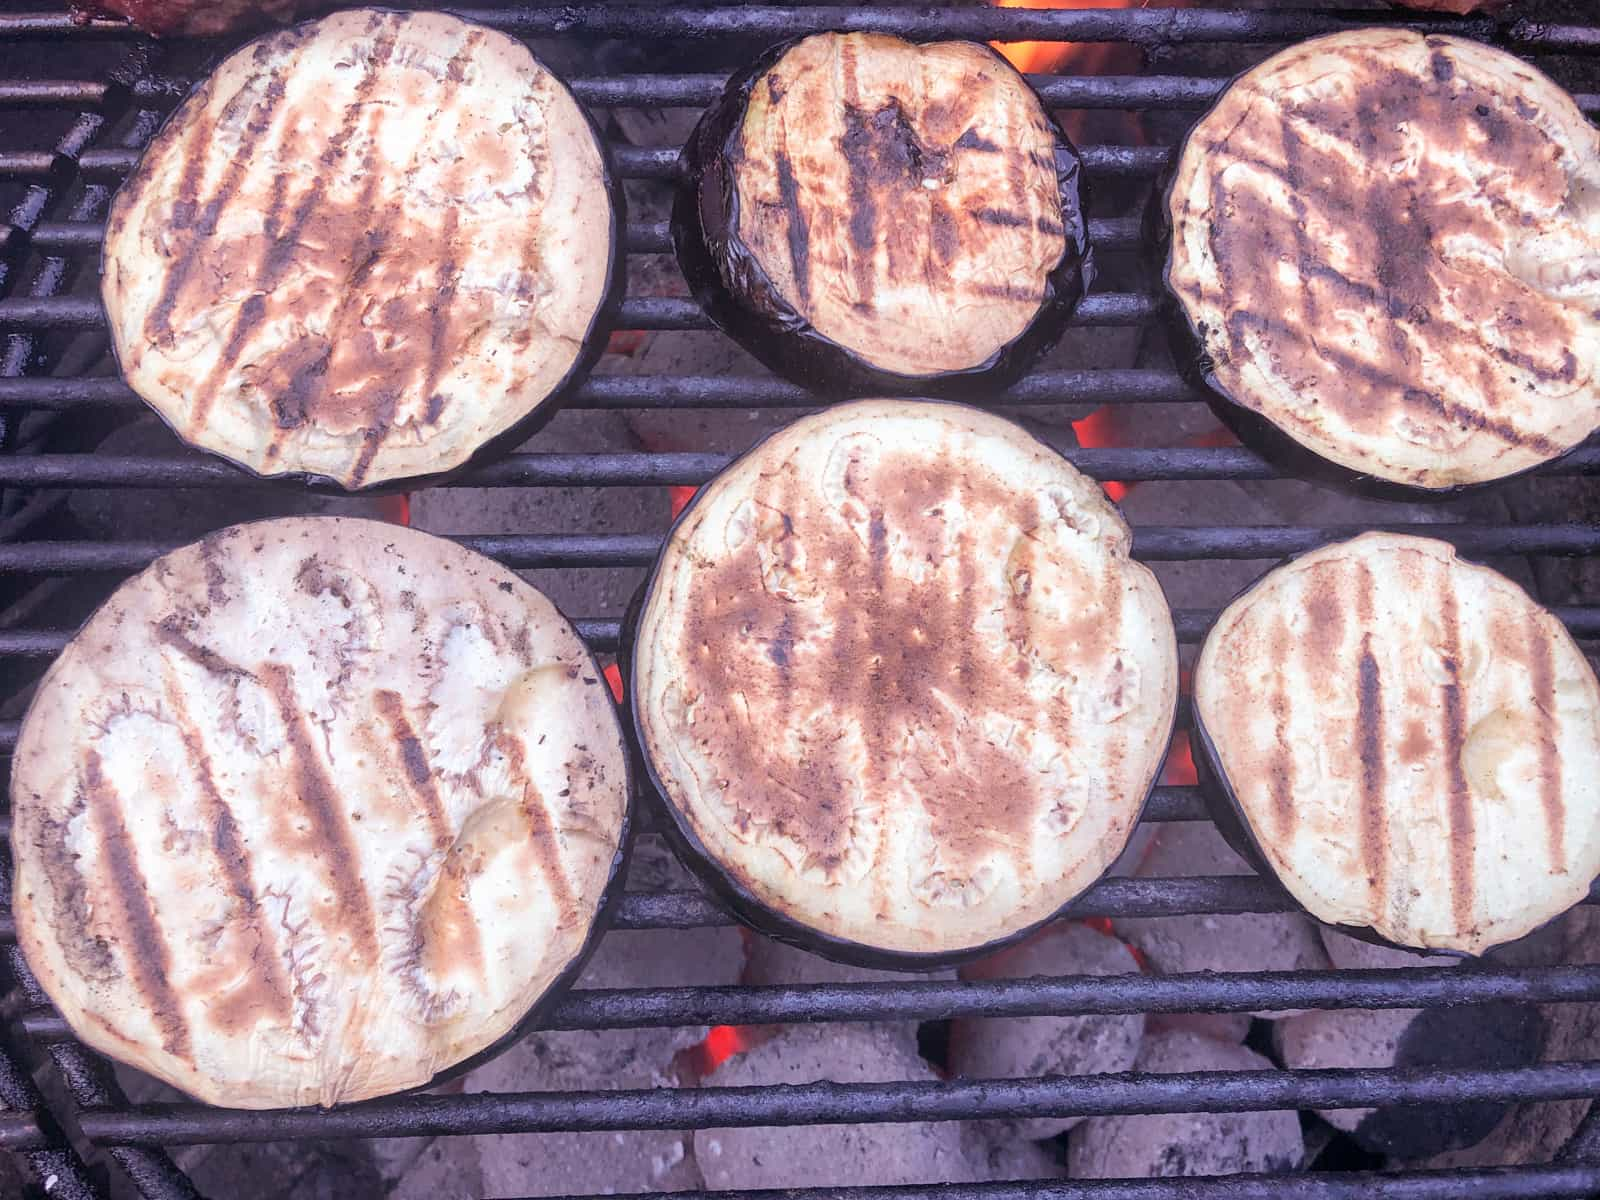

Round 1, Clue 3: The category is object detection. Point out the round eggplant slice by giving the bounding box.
[674,32,1092,395]
[102,9,621,492]
[1193,532,1600,956]
[1162,30,1600,492]
[630,400,1178,966]
[9,518,631,1108]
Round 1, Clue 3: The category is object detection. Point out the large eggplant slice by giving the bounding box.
[1193,532,1600,955]
[102,9,621,491]
[9,518,632,1108]
[629,400,1177,968]
[1161,30,1600,493]
[674,32,1093,396]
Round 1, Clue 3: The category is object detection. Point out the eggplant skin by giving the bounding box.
[9,518,632,1108]
[1193,532,1600,957]
[629,400,1177,965]
[674,33,1093,396]
[1163,30,1600,492]
[101,9,620,492]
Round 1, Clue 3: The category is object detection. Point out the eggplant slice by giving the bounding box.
[1163,30,1600,491]
[630,400,1178,966]
[674,32,1092,395]
[102,9,620,491]
[1193,532,1600,955]
[9,518,631,1108]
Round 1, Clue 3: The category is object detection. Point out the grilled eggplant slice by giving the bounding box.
[1193,532,1600,955]
[674,32,1092,395]
[102,9,621,491]
[630,400,1177,967]
[1161,30,1600,492]
[10,518,631,1108]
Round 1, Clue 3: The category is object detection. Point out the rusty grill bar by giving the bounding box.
[1,3,1599,1199]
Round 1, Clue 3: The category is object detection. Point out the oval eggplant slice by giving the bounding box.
[102,9,621,491]
[1193,532,1600,956]
[630,400,1177,967]
[1162,30,1600,492]
[674,32,1092,395]
[9,518,631,1108]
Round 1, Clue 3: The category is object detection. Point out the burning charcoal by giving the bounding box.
[960,1124,1067,1182]
[1276,931,1543,1157]
[696,1024,990,1188]
[1068,1032,1305,1179]
[457,927,744,1197]
[1147,1011,1252,1045]
[949,923,1145,1139]
[1112,822,1330,1016]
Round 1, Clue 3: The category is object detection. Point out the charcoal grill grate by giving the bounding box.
[0,4,1598,1199]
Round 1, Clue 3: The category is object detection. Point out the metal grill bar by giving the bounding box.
[0,526,1591,576]
[5,1062,1600,1150]
[0,365,1201,410]
[501,1170,1600,1200]
[0,447,1595,488]
[15,966,1600,1043]
[4,73,1595,114]
[8,7,1594,48]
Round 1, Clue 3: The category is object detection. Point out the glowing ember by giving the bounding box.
[1162,730,1198,786]
[669,485,698,519]
[603,662,624,704]
[1071,405,1131,502]
[990,0,1144,77]
[684,1024,752,1077]
[375,492,411,527]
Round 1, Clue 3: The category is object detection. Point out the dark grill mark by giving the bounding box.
[1527,619,1566,874]
[83,751,192,1058]
[374,689,453,850]
[955,127,1000,153]
[420,206,462,422]
[774,151,811,306]
[161,680,292,1025]
[261,663,381,964]
[841,105,880,310]
[188,27,402,433]
[1268,617,1296,842]
[1356,637,1388,904]
[495,730,576,917]
[156,617,249,679]
[971,206,1029,228]
[1437,585,1475,935]
[142,70,291,349]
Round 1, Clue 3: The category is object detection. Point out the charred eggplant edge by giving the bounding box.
[1144,49,1596,501]
[621,399,1175,971]
[100,7,626,497]
[1188,532,1597,959]
[672,34,1094,400]
[8,515,637,1104]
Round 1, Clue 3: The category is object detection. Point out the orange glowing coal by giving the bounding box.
[991,0,1148,77]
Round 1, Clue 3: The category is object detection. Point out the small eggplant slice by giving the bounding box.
[1193,532,1600,956]
[674,32,1093,396]
[9,517,632,1108]
[1162,30,1600,492]
[629,400,1177,968]
[102,9,621,491]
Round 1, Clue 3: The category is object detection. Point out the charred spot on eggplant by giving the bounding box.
[101,9,621,492]
[628,400,1178,967]
[674,32,1093,396]
[1193,532,1600,956]
[8,517,632,1109]
[1162,30,1600,492]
